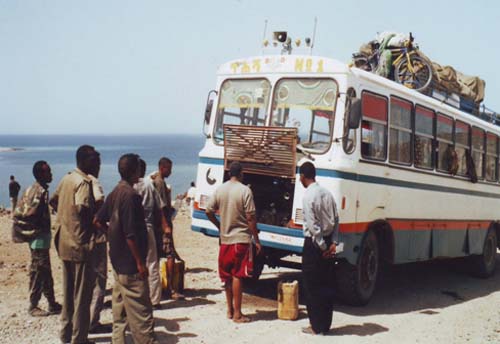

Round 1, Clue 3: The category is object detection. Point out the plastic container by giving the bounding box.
[160,258,185,293]
[277,280,299,320]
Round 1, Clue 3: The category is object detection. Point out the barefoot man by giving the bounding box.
[206,162,261,323]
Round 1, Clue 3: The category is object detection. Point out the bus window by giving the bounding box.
[213,79,271,144]
[436,113,454,173]
[272,78,337,153]
[389,97,412,165]
[343,88,357,154]
[414,105,434,169]
[455,120,470,176]
[486,133,498,182]
[361,92,387,161]
[472,127,485,179]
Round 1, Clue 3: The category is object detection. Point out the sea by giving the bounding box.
[0,134,204,208]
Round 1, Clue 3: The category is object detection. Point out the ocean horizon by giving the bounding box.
[0,134,205,208]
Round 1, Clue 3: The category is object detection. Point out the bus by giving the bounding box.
[190,47,499,305]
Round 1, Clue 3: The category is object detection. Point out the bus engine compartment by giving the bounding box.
[245,173,295,227]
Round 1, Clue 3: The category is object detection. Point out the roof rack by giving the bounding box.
[427,85,498,126]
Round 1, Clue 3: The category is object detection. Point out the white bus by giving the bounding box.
[191,52,499,305]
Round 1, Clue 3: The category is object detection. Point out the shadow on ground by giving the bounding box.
[183,287,220,298]
[161,297,216,310]
[331,323,389,336]
[243,253,500,316]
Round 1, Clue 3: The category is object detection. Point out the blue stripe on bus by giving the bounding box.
[198,157,500,199]
[199,157,225,165]
[191,225,303,253]
[193,209,305,238]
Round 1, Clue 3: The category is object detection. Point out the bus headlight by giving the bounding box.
[199,194,210,209]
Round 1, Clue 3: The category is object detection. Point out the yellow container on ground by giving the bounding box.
[160,258,185,293]
[277,280,299,320]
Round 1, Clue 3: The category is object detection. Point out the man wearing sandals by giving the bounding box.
[206,162,261,323]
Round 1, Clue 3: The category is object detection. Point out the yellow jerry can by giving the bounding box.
[277,280,299,320]
[160,258,185,293]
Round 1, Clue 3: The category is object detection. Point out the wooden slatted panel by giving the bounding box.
[224,125,297,178]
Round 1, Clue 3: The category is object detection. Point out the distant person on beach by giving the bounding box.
[88,155,111,334]
[150,157,184,300]
[13,161,62,317]
[206,162,261,323]
[94,154,158,344]
[299,162,339,336]
[50,145,100,344]
[9,175,21,216]
[134,158,166,309]
[186,181,196,206]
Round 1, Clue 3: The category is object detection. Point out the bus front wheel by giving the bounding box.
[335,230,379,306]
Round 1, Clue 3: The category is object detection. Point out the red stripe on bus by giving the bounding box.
[388,219,490,231]
[362,93,387,122]
[437,114,453,126]
[193,202,201,210]
[416,106,434,119]
[391,97,412,110]
[456,120,469,132]
[472,127,485,139]
[338,220,491,234]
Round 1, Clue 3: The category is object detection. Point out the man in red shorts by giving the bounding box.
[206,162,261,323]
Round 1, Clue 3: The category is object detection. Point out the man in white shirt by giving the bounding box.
[299,161,339,335]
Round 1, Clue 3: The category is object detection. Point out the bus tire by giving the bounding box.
[335,230,379,306]
[471,229,497,278]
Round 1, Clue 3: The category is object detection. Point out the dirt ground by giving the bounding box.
[0,207,499,344]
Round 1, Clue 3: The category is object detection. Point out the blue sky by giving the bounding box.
[0,0,498,134]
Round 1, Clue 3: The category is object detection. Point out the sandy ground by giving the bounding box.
[0,207,499,344]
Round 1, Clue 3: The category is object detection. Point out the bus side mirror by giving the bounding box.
[347,98,362,129]
[203,90,217,137]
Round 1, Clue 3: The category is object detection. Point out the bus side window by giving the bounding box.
[389,97,412,165]
[414,105,435,170]
[361,91,388,161]
[455,120,470,176]
[343,87,357,154]
[436,113,454,173]
[472,127,485,180]
[485,133,498,182]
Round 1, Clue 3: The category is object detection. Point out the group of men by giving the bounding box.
[12,145,340,341]
[13,145,184,344]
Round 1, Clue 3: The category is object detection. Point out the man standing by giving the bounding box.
[51,145,99,344]
[14,161,62,317]
[206,162,261,323]
[94,154,158,344]
[9,175,21,216]
[134,159,164,309]
[150,157,184,300]
[299,162,339,335]
[88,155,110,334]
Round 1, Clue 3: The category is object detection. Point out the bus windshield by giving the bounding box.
[213,79,271,144]
[271,78,337,153]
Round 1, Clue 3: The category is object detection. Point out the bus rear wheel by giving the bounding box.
[471,229,497,278]
[335,230,379,306]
